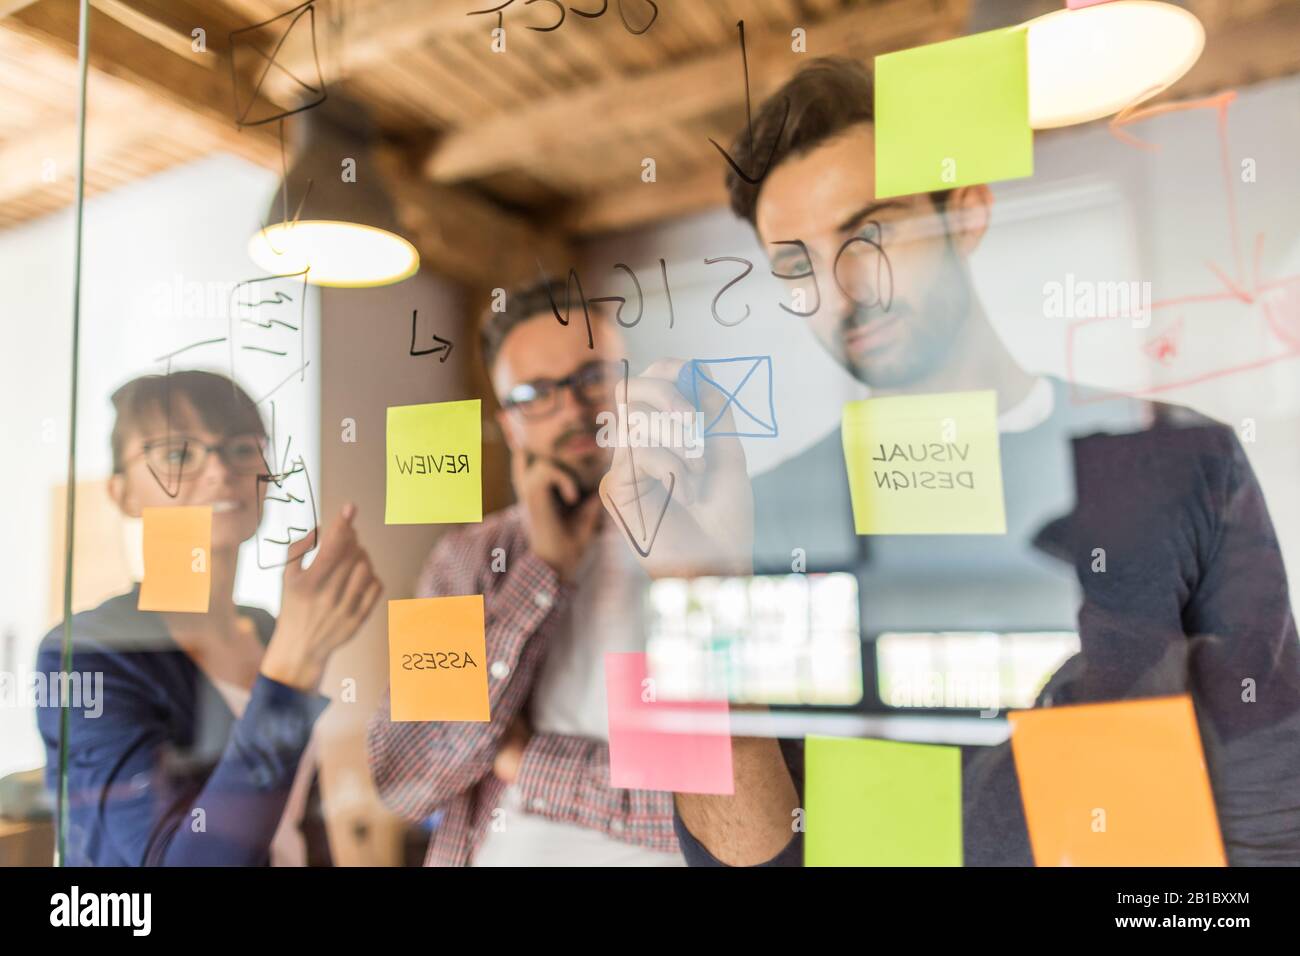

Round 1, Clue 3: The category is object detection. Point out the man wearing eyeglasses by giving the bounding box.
[367,279,683,866]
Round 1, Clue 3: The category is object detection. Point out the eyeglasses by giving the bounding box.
[501,360,621,419]
[122,434,269,493]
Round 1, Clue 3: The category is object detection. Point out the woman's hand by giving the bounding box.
[261,503,384,692]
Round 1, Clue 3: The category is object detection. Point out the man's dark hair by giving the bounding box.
[110,369,265,473]
[479,277,581,374]
[725,56,950,225]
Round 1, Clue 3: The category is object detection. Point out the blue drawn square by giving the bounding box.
[679,356,778,439]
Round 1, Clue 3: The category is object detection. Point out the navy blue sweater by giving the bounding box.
[35,587,329,866]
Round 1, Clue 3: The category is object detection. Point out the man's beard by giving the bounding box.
[834,238,972,389]
[553,422,609,493]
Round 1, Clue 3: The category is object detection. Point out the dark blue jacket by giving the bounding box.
[677,382,1300,866]
[35,586,329,866]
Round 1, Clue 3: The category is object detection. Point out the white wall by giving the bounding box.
[0,153,319,777]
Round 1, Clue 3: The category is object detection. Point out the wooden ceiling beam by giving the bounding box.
[562,167,728,236]
[0,0,40,16]
[6,0,281,168]
[4,0,573,288]
[259,0,472,103]
[424,0,965,184]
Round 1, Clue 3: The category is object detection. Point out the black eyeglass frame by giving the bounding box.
[500,360,622,419]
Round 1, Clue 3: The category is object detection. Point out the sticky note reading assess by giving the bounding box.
[874,28,1032,199]
[138,506,212,613]
[387,596,489,722]
[805,736,962,866]
[605,652,733,795]
[1008,695,1226,866]
[385,399,482,525]
[842,390,1006,535]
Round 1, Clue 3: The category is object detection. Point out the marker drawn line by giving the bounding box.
[240,318,300,331]
[153,337,227,363]
[254,360,312,406]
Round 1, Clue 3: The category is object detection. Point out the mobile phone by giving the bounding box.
[525,451,596,519]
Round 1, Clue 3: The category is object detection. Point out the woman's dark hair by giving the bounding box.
[110,370,265,473]
[725,56,951,225]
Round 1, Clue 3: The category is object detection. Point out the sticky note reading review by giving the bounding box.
[805,736,962,867]
[1009,695,1226,866]
[874,28,1032,199]
[842,390,1006,535]
[138,506,212,613]
[387,596,489,722]
[386,399,482,525]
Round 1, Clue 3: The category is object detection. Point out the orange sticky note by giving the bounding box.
[1008,695,1226,866]
[387,596,489,722]
[138,506,212,613]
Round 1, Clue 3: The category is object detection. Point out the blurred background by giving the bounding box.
[1,0,1297,865]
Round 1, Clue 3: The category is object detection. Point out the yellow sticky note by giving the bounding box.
[385,399,482,525]
[874,28,1033,199]
[387,596,489,722]
[842,390,1006,535]
[138,506,212,613]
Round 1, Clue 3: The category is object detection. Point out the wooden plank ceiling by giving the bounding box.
[2,0,1299,286]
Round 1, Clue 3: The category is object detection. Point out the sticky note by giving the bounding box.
[138,506,212,613]
[387,596,489,722]
[805,736,962,866]
[1008,695,1226,866]
[605,652,733,794]
[385,399,482,525]
[841,390,1006,535]
[874,28,1033,199]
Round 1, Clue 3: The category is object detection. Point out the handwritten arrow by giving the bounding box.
[409,309,454,362]
[603,358,675,557]
[1110,92,1259,305]
[708,20,790,186]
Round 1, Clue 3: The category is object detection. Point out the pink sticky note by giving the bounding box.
[605,652,734,794]
[1066,0,1115,8]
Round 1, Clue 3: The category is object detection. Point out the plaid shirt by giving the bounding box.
[366,505,679,866]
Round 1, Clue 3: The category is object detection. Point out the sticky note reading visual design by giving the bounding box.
[874,28,1033,199]
[842,390,1006,535]
[385,399,482,525]
[605,652,733,795]
[387,596,489,722]
[138,506,212,613]
[805,736,962,867]
[1008,695,1226,866]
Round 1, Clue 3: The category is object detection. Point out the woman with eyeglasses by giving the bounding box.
[35,370,383,866]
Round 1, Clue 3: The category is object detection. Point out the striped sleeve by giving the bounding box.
[514,732,680,853]
[366,522,572,822]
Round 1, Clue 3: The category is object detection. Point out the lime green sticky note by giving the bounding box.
[874,28,1032,199]
[805,736,962,867]
[386,399,482,524]
[842,390,1006,535]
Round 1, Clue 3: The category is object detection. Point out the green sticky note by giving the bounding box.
[805,736,962,867]
[842,390,1006,535]
[385,399,482,524]
[874,28,1032,199]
